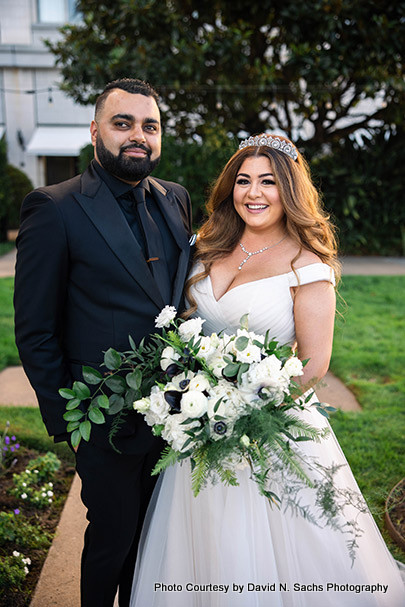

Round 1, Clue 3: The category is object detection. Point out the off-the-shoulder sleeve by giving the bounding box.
[287,263,336,287]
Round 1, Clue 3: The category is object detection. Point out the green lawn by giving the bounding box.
[0,277,19,370]
[0,274,404,560]
[330,275,405,561]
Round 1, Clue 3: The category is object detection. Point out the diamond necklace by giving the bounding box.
[238,235,287,271]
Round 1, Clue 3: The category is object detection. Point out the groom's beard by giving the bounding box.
[96,135,161,182]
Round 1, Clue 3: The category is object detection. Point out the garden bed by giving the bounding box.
[0,446,74,607]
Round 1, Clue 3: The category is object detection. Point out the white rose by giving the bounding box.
[160,346,181,371]
[181,390,208,418]
[188,374,211,392]
[283,357,304,377]
[143,387,170,425]
[178,317,205,342]
[155,305,177,328]
[133,397,150,413]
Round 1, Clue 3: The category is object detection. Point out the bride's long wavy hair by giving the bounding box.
[184,134,340,317]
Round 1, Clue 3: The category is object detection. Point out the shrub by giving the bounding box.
[5,164,34,230]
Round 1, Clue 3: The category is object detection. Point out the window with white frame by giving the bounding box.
[37,0,79,23]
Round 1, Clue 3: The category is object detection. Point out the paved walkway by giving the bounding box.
[0,249,403,606]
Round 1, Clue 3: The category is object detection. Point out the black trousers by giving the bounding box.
[74,440,163,607]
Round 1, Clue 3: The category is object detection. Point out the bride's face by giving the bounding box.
[233,156,285,234]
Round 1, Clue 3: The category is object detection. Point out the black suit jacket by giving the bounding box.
[14,163,193,454]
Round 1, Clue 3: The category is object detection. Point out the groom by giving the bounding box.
[14,78,193,606]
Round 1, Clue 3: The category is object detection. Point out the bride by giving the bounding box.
[129,134,405,606]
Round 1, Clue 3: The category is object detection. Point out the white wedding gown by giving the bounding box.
[130,263,405,606]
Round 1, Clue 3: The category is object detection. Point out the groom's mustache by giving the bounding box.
[120,143,151,157]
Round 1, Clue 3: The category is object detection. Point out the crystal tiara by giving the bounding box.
[239,135,298,161]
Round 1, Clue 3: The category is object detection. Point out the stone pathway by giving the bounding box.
[0,249,402,606]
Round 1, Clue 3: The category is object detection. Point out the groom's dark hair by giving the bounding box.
[95,78,159,119]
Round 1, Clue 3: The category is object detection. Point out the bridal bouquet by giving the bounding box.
[60,305,334,502]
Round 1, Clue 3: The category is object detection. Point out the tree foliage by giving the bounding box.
[47,0,404,146]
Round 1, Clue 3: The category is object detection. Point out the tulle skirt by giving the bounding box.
[130,405,405,607]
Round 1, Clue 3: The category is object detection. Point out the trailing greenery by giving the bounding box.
[330,275,405,562]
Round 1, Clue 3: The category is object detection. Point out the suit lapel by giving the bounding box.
[148,177,191,309]
[74,169,165,309]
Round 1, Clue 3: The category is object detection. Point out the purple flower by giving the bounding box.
[10,446,14,452]
[15,444,20,450]
[11,436,16,441]
[14,509,20,515]
[4,436,10,445]
[3,446,8,452]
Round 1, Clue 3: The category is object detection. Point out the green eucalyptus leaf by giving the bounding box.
[65,397,81,410]
[104,348,122,370]
[239,313,249,330]
[72,381,91,400]
[59,388,75,399]
[126,369,142,390]
[71,429,81,448]
[82,366,103,384]
[235,336,249,351]
[88,407,105,424]
[105,375,126,393]
[79,420,92,441]
[63,409,85,422]
[66,420,81,432]
[223,363,239,377]
[107,395,125,415]
[97,394,110,409]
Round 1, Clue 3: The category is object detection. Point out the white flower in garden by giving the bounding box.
[24,566,29,575]
[155,305,177,328]
[23,557,31,565]
[178,317,205,342]
[13,551,20,557]
[133,397,150,413]
[47,490,54,497]
[34,470,39,474]
[235,343,262,364]
[48,483,53,487]
[22,482,27,487]
[181,390,208,418]
[42,493,46,498]
[48,498,52,503]
[25,470,31,474]
[188,374,211,393]
[21,493,27,499]
[283,356,304,377]
[160,346,181,371]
